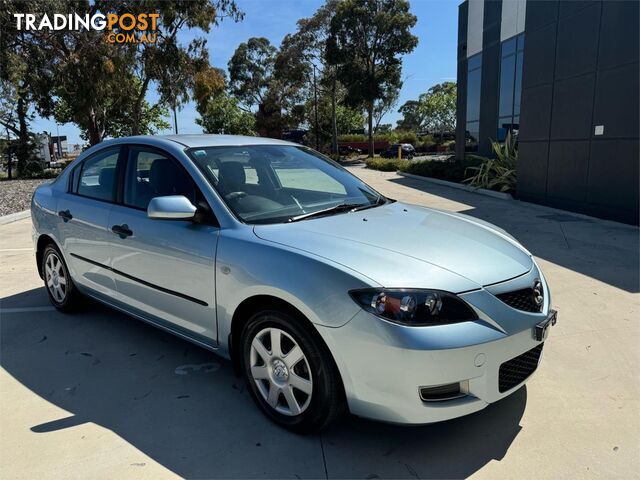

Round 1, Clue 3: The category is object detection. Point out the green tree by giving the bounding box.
[303,92,364,149]
[228,37,277,109]
[395,82,457,135]
[54,90,170,143]
[327,0,418,156]
[419,81,456,136]
[196,92,256,135]
[373,84,399,133]
[0,78,37,177]
[279,0,342,151]
[228,37,307,137]
[108,0,242,135]
[2,0,241,146]
[396,99,424,131]
[193,66,227,113]
[0,0,48,175]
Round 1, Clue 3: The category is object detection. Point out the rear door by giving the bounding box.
[55,146,122,297]
[107,145,219,345]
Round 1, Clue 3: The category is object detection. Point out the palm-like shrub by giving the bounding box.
[464,132,517,192]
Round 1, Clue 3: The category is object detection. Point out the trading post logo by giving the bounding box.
[13,13,159,44]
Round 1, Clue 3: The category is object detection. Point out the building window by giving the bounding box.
[466,53,482,152]
[497,33,524,142]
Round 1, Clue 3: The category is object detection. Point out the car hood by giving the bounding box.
[253,202,533,290]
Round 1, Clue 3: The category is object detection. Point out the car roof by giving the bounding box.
[106,134,299,149]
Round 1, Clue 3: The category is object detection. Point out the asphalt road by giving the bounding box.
[1,166,638,479]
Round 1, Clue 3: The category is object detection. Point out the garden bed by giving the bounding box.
[365,156,482,183]
[0,179,49,216]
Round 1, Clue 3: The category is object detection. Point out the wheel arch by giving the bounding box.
[35,234,60,279]
[228,295,345,400]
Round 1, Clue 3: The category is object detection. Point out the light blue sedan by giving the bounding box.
[31,135,556,432]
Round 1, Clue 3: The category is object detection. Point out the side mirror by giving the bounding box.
[147,195,197,220]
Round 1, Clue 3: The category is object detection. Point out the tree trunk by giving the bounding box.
[87,111,102,146]
[331,76,338,155]
[131,107,141,136]
[367,101,374,158]
[16,96,29,176]
[131,77,150,136]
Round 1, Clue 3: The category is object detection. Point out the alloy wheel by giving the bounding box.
[249,327,313,416]
[45,252,67,303]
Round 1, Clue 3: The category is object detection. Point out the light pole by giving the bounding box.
[313,64,319,151]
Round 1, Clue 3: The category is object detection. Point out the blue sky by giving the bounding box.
[31,0,459,145]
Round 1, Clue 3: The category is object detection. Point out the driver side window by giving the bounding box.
[124,147,196,210]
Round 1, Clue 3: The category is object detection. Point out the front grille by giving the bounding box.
[499,344,544,393]
[496,288,541,312]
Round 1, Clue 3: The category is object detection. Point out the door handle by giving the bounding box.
[58,209,73,222]
[111,224,133,238]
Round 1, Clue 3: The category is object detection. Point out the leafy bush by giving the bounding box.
[415,139,436,153]
[464,132,517,192]
[365,155,483,183]
[394,131,417,144]
[338,130,418,145]
[365,158,410,172]
[22,160,45,176]
[338,134,367,142]
[401,156,481,182]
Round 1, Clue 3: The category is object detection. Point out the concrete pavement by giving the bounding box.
[1,166,638,479]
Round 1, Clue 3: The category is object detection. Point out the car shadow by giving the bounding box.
[388,175,640,293]
[1,288,526,479]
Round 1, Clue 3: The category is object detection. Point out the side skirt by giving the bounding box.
[78,285,221,354]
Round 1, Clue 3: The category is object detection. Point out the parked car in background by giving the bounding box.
[381,143,416,159]
[338,145,362,156]
[31,134,556,433]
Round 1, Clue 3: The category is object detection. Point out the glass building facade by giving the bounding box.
[465,53,482,152]
[456,0,639,225]
[497,33,524,142]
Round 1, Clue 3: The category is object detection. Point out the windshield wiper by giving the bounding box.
[287,203,366,222]
[351,195,387,212]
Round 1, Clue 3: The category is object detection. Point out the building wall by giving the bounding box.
[478,0,502,155]
[457,0,639,225]
[517,1,639,224]
[455,1,469,159]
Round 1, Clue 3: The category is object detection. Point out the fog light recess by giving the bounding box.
[419,383,466,402]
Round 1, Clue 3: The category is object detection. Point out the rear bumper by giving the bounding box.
[317,310,547,424]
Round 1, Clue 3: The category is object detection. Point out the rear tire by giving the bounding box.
[241,309,344,433]
[42,243,81,312]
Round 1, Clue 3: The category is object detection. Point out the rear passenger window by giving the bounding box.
[77,149,120,202]
[124,148,196,210]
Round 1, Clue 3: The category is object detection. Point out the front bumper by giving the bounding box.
[316,268,554,425]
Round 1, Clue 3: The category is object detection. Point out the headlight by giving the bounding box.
[349,289,478,326]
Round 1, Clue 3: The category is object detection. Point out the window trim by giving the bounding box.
[118,143,218,226]
[69,146,124,205]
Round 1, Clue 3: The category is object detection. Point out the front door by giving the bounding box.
[107,145,219,346]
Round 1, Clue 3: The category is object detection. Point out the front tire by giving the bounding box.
[42,243,81,312]
[241,310,343,433]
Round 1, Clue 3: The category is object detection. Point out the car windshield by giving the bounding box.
[187,144,387,224]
